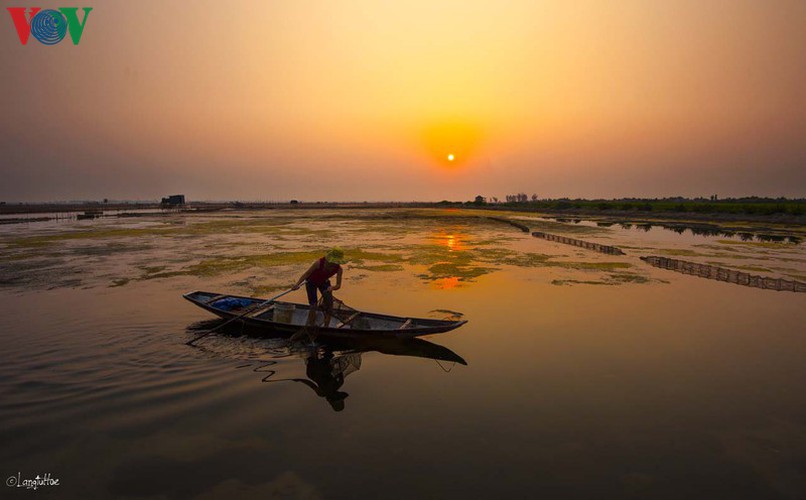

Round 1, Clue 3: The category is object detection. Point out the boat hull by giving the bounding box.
[183,290,467,339]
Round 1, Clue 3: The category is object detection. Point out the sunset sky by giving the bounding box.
[1,0,804,202]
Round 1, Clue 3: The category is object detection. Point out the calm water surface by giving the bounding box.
[1,209,805,499]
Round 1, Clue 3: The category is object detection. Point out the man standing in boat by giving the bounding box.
[291,248,347,334]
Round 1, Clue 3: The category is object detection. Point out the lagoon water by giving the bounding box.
[1,209,805,499]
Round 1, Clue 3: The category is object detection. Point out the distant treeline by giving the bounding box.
[443,196,806,216]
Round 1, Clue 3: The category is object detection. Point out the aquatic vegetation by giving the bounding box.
[139,249,407,281]
[429,309,464,318]
[2,208,801,291]
[553,261,632,271]
[5,227,175,247]
[0,250,48,262]
[418,263,499,282]
[715,239,800,249]
[482,251,552,267]
[658,249,704,257]
[2,218,334,249]
[350,264,405,272]
[608,273,651,284]
[551,279,611,286]
[464,237,518,246]
[551,271,650,286]
[405,245,474,266]
[0,259,83,288]
[344,249,406,264]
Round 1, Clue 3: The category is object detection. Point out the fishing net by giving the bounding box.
[330,296,360,325]
[291,294,359,342]
[332,352,362,378]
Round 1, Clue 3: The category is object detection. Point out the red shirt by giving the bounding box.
[308,257,340,285]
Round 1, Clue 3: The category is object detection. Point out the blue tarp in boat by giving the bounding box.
[212,297,254,311]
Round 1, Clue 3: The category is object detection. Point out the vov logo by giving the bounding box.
[7,7,92,45]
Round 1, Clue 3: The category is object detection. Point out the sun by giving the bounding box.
[420,119,481,168]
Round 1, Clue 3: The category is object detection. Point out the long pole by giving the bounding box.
[186,288,295,346]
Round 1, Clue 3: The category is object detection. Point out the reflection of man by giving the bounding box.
[292,350,359,412]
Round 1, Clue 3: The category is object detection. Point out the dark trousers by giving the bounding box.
[306,280,332,310]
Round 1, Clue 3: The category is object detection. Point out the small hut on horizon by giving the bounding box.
[161,194,186,208]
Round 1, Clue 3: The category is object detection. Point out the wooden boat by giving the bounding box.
[183,290,467,339]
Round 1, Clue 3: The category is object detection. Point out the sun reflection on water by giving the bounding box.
[432,276,461,290]
[433,229,465,252]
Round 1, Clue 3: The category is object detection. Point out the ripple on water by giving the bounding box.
[0,300,260,453]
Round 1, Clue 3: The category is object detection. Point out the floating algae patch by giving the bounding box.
[0,257,65,275]
[428,309,464,320]
[658,248,705,257]
[608,273,651,284]
[0,258,83,289]
[472,247,633,271]
[0,250,52,262]
[417,262,499,282]
[695,244,747,254]
[714,239,798,248]
[3,217,335,249]
[405,245,475,267]
[551,271,650,286]
[350,264,405,272]
[344,249,407,265]
[402,241,493,283]
[331,211,493,237]
[475,250,553,267]
[139,249,407,281]
[339,220,430,237]
[70,242,154,257]
[110,278,130,288]
[399,240,636,283]
[0,209,675,291]
[4,227,179,248]
[470,247,519,261]
[465,237,519,246]
[552,279,611,286]
[141,253,309,280]
[553,261,632,271]
[139,265,167,275]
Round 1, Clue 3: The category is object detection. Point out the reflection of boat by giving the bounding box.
[288,340,466,411]
[187,318,467,365]
[183,290,467,339]
[326,336,467,365]
[186,321,468,412]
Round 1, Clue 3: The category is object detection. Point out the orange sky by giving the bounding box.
[1,0,804,201]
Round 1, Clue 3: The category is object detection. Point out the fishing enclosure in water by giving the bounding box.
[641,256,806,293]
[531,231,626,255]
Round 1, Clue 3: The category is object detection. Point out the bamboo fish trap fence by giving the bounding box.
[531,231,626,255]
[640,256,806,293]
